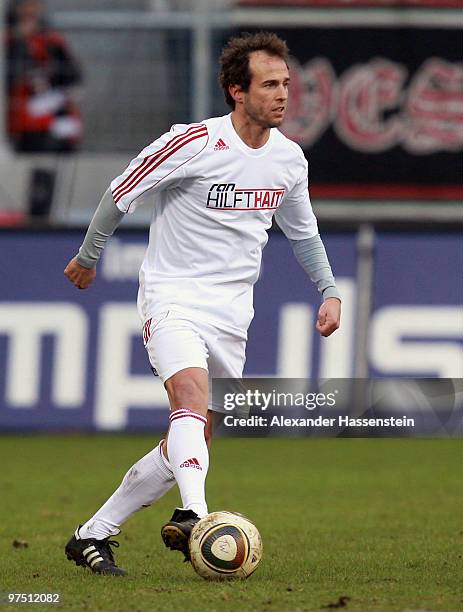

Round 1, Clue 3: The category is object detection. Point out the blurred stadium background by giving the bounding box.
[1,0,462,433]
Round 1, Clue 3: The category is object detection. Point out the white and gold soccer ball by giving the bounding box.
[189,511,263,580]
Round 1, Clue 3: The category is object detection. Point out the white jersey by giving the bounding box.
[110,113,318,335]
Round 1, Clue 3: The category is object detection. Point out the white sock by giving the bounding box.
[78,441,175,540]
[167,409,209,518]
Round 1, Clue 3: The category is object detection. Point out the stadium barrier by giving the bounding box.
[0,229,461,432]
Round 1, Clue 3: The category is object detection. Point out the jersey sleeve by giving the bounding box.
[274,157,318,240]
[110,122,209,213]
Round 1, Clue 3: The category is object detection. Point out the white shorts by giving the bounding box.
[143,310,246,413]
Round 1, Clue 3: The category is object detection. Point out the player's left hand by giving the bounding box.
[64,256,96,290]
[316,297,341,337]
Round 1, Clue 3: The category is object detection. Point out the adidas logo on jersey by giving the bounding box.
[214,138,229,151]
[180,457,203,470]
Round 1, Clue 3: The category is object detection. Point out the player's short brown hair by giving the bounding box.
[219,31,290,109]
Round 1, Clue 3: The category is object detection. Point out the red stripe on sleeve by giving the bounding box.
[113,129,207,204]
[112,124,206,200]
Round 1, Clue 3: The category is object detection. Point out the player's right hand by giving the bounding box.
[64,256,96,290]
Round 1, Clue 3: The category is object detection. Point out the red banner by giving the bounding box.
[224,26,463,199]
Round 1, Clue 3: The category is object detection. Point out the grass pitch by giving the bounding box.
[0,435,462,611]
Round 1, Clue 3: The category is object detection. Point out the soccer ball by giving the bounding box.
[189,511,263,580]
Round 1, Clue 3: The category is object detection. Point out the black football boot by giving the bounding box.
[161,508,200,561]
[65,527,127,576]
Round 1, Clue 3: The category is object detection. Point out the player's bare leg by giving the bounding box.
[204,409,223,448]
[161,367,211,559]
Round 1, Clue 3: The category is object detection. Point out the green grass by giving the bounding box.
[0,436,462,611]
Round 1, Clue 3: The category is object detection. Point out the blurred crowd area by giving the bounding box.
[4,0,203,155]
[6,0,83,153]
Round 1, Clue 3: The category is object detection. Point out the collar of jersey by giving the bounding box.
[226,113,275,157]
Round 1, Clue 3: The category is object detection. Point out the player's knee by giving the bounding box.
[167,373,207,412]
[171,378,202,402]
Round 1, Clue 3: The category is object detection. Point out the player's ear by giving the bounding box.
[229,84,244,106]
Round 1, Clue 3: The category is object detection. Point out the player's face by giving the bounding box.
[242,51,290,128]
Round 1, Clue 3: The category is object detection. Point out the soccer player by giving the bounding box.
[63,32,341,576]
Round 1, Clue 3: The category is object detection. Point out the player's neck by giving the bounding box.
[230,112,270,149]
